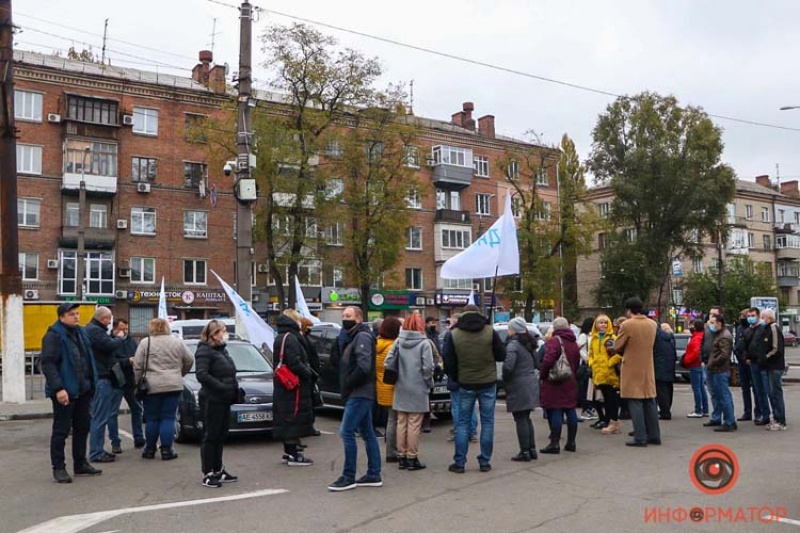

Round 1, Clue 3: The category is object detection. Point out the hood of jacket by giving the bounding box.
[276,314,300,334]
[552,327,577,343]
[590,314,613,339]
[456,311,488,332]
[398,329,426,349]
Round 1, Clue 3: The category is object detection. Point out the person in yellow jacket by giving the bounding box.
[375,317,402,463]
[588,314,623,435]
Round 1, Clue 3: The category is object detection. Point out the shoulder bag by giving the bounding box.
[383,343,399,385]
[135,337,151,401]
[548,337,573,382]
[274,333,301,417]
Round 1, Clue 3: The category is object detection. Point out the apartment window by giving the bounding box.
[476,194,492,215]
[66,95,119,125]
[404,145,420,168]
[324,139,343,158]
[536,168,549,186]
[443,278,472,289]
[366,140,383,162]
[14,90,43,122]
[18,253,38,281]
[130,257,156,284]
[507,160,520,179]
[778,262,799,278]
[132,107,158,135]
[405,268,423,290]
[511,196,522,218]
[442,229,471,249]
[64,139,118,177]
[184,210,208,238]
[689,229,700,243]
[324,222,344,246]
[17,144,42,175]
[407,227,422,250]
[297,261,323,286]
[89,204,107,229]
[65,203,79,227]
[183,162,207,188]
[184,113,207,142]
[17,198,41,228]
[764,234,772,251]
[535,202,552,221]
[744,204,753,220]
[184,259,207,285]
[325,178,344,200]
[761,207,770,222]
[85,252,114,295]
[324,266,345,288]
[473,155,489,177]
[625,228,637,242]
[59,251,77,295]
[305,217,318,239]
[450,191,461,210]
[131,207,157,235]
[693,258,703,274]
[748,232,755,249]
[406,189,421,209]
[598,232,606,250]
[597,202,610,219]
[436,189,461,210]
[795,212,800,225]
[779,209,786,223]
[132,157,157,182]
[432,145,471,167]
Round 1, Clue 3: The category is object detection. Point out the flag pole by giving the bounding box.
[489,265,499,324]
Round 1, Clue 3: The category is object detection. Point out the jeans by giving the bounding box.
[339,397,381,481]
[512,410,536,452]
[453,385,496,467]
[118,387,145,444]
[106,386,126,447]
[737,358,754,418]
[142,392,180,450]
[450,388,478,437]
[707,371,735,426]
[50,392,92,469]
[546,408,578,440]
[703,366,722,422]
[767,370,786,425]
[89,379,120,460]
[689,367,709,415]
[751,363,771,421]
[201,400,231,474]
[628,398,660,443]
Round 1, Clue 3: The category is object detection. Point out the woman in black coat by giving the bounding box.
[273,310,316,467]
[195,319,239,488]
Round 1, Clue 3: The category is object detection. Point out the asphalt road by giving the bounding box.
[1,384,799,533]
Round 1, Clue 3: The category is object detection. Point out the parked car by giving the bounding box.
[170,319,235,340]
[672,332,692,382]
[306,323,451,416]
[174,339,274,442]
[784,330,798,348]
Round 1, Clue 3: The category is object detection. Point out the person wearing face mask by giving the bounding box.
[683,319,708,418]
[703,314,737,432]
[733,309,756,422]
[743,307,771,426]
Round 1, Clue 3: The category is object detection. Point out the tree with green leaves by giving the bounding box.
[589,91,736,316]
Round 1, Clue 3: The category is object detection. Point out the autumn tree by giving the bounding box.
[589,91,736,316]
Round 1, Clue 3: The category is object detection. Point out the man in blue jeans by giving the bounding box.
[742,307,770,425]
[109,318,145,449]
[328,307,382,492]
[703,314,737,432]
[755,309,787,431]
[442,305,505,473]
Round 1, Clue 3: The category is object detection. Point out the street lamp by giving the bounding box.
[76,146,91,300]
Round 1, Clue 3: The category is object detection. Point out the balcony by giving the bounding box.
[62,173,118,194]
[776,235,800,260]
[778,276,800,288]
[435,209,471,224]
[431,164,472,190]
[59,226,116,250]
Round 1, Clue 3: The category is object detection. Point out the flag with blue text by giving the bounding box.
[211,270,275,349]
[158,277,168,320]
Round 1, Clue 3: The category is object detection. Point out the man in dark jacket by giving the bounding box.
[733,309,756,422]
[700,306,722,423]
[328,306,382,492]
[751,308,787,431]
[703,314,737,432]
[109,318,145,450]
[85,306,126,463]
[744,307,771,425]
[653,324,677,420]
[442,305,505,473]
[41,303,102,483]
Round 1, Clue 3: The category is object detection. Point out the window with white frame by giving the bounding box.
[59,251,77,295]
[66,95,118,125]
[689,229,700,243]
[778,262,800,278]
[324,139,343,158]
[297,261,323,286]
[65,203,79,227]
[18,253,38,281]
[14,90,43,122]
[779,209,786,223]
[432,145,471,167]
[325,178,344,200]
[761,207,770,222]
[473,155,489,177]
[132,157,157,182]
[443,278,472,289]
[130,257,156,284]
[405,268,423,290]
[131,207,156,235]
[748,232,755,249]
[404,145,420,168]
[17,198,40,228]
[536,168,549,186]
[325,266,345,288]
[745,204,753,220]
[132,107,158,135]
[406,189,421,209]
[436,189,447,210]
[625,228,637,242]
[64,139,117,177]
[184,259,207,285]
[535,202,552,221]
[764,234,772,251]
[324,222,344,246]
[183,210,208,238]
[476,194,492,215]
[597,202,611,219]
[506,160,520,179]
[407,227,422,250]
[693,257,703,274]
[795,212,800,225]
[17,144,42,175]
[441,229,471,249]
[435,189,461,211]
[89,204,107,228]
[305,217,318,239]
[85,252,114,295]
[511,196,522,218]
[183,162,207,189]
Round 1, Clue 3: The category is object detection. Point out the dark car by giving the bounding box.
[307,323,451,416]
[672,333,691,382]
[174,339,274,442]
[784,331,798,348]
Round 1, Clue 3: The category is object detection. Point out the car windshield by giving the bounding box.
[188,343,273,373]
[178,324,235,340]
[674,335,690,351]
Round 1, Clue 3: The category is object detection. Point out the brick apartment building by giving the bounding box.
[13,49,560,332]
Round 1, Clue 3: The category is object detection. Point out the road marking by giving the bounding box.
[16,488,289,533]
[318,430,335,435]
[775,516,800,527]
[118,429,134,442]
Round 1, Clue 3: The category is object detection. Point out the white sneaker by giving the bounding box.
[687,412,703,418]
[766,422,783,431]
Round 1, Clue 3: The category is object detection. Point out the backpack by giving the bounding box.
[548,337,572,382]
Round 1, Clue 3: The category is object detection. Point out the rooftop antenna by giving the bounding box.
[101,18,108,65]
[210,17,221,55]
[776,163,781,187]
[408,79,414,115]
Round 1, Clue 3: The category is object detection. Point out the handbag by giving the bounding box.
[382,343,399,385]
[135,337,151,401]
[109,361,126,389]
[274,334,302,417]
[548,337,573,382]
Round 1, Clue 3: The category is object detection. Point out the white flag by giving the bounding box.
[295,275,320,324]
[158,277,168,320]
[468,289,477,306]
[211,270,275,350]
[441,192,520,279]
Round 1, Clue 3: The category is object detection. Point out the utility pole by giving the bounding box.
[717,226,724,309]
[101,18,108,65]
[0,0,26,403]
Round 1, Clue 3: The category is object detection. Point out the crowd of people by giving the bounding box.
[41,297,789,489]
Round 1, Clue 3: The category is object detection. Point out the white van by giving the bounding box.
[169,318,235,340]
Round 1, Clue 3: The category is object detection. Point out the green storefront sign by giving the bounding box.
[369,290,411,311]
[64,296,114,305]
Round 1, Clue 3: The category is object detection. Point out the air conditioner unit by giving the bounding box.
[122,114,134,126]
[116,219,128,229]
[115,290,127,299]
[47,113,61,123]
[137,183,151,193]
[46,259,59,269]
[118,268,131,278]
[24,289,40,300]
[257,264,269,273]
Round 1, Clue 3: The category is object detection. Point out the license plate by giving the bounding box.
[433,386,448,394]
[237,411,272,423]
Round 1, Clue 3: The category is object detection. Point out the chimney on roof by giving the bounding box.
[451,102,476,131]
[781,180,800,198]
[192,50,213,85]
[478,115,495,139]
[755,175,772,189]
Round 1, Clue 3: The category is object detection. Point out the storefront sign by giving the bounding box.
[128,289,227,305]
[369,290,411,310]
[435,292,470,307]
[65,296,114,305]
[321,287,361,305]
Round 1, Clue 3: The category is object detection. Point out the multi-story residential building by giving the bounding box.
[14,50,561,330]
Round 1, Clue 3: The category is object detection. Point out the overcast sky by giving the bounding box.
[16,0,800,184]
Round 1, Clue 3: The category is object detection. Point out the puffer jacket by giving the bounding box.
[384,330,433,413]
[195,341,238,405]
[587,314,621,389]
[375,337,397,408]
[133,334,193,394]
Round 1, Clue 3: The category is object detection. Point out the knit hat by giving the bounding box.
[508,317,528,334]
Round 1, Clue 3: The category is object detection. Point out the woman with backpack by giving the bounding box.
[539,318,581,455]
[502,317,540,461]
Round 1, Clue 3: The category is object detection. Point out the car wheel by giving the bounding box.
[174,410,189,443]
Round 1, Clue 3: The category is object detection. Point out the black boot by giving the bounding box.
[564,424,577,452]
[160,446,178,460]
[406,457,426,471]
[528,448,538,460]
[141,447,156,459]
[511,451,531,462]
[539,426,561,454]
[398,457,408,470]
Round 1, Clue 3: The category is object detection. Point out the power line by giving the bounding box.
[206,0,800,133]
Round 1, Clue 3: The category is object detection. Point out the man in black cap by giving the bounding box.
[41,303,103,483]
